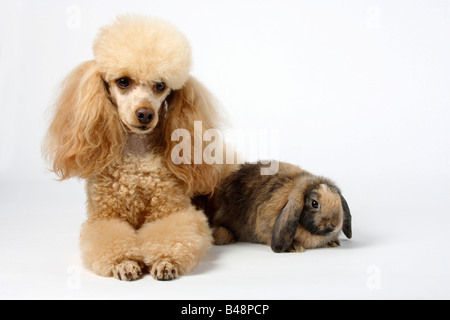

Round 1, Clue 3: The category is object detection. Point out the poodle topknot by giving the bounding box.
[94,14,192,90]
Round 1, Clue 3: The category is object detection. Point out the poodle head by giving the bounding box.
[94,14,192,134]
[44,15,222,195]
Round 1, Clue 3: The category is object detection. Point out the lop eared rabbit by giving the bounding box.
[205,162,352,253]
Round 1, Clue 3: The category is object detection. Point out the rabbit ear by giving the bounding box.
[271,197,303,253]
[340,195,352,239]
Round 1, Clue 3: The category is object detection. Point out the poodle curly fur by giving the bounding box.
[43,15,224,281]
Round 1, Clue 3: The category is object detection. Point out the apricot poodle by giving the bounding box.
[43,15,224,281]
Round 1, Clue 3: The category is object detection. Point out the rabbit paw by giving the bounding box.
[326,240,341,248]
[289,241,305,253]
[212,227,235,245]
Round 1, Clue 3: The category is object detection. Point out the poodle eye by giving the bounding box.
[311,200,319,209]
[116,77,131,89]
[154,82,166,92]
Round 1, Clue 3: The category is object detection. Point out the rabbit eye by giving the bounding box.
[311,200,319,209]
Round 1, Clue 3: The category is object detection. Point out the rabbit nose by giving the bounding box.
[135,108,155,125]
[321,219,336,233]
[328,221,337,229]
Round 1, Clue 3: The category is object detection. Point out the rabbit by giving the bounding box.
[202,162,352,253]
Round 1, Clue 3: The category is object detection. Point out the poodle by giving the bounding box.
[43,15,224,281]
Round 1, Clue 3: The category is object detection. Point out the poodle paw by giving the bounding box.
[112,260,143,281]
[151,259,179,281]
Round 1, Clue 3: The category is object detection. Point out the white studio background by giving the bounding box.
[0,0,449,299]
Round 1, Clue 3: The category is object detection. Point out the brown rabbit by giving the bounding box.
[203,162,352,253]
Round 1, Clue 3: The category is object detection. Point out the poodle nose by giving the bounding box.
[135,108,155,125]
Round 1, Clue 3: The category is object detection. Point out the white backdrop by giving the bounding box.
[1,0,449,299]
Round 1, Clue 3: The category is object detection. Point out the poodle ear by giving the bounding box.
[271,196,304,253]
[43,60,125,180]
[163,76,223,196]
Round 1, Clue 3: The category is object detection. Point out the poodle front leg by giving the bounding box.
[137,207,212,280]
[80,218,142,281]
